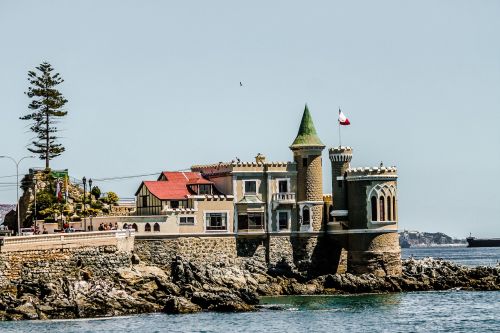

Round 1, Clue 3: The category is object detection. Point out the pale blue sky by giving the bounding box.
[1,0,499,237]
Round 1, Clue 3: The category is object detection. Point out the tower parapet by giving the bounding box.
[345,166,397,181]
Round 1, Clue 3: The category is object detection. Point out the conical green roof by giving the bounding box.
[290,105,325,148]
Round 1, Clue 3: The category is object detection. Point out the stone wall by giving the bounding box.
[347,232,402,277]
[134,235,348,278]
[268,235,347,276]
[0,245,131,287]
[134,236,239,270]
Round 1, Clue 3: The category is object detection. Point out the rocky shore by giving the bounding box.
[1,256,499,320]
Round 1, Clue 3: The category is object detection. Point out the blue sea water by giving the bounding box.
[1,246,499,333]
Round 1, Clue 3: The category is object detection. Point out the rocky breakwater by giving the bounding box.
[260,258,500,295]
[0,254,262,320]
[0,256,499,320]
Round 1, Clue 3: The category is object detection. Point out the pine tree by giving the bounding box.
[20,62,68,169]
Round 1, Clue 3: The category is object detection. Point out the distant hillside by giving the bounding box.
[399,230,466,248]
[0,204,16,224]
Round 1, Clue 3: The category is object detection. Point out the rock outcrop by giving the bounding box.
[0,256,498,320]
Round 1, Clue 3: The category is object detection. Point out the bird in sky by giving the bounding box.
[239,82,243,87]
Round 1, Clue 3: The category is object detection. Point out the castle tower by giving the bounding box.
[345,166,401,276]
[328,146,353,223]
[290,105,325,231]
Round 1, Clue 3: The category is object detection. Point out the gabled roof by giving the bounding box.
[290,104,325,149]
[136,171,214,200]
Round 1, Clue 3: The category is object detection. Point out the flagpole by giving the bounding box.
[338,107,342,147]
[338,120,341,147]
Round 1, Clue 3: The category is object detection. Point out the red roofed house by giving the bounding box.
[134,171,234,234]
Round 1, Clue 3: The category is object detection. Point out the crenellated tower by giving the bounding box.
[290,105,325,232]
[329,146,353,223]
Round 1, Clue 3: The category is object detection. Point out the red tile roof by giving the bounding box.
[137,171,214,200]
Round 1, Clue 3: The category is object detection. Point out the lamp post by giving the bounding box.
[82,176,86,231]
[88,178,92,231]
[0,155,35,235]
[33,176,37,233]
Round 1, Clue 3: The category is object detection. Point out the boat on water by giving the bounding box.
[466,237,500,248]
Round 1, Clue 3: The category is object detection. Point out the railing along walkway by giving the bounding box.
[0,230,135,252]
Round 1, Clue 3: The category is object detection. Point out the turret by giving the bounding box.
[329,146,353,222]
[290,105,325,231]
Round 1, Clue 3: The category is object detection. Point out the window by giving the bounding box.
[238,214,248,229]
[379,197,385,221]
[387,196,392,221]
[154,223,160,232]
[132,223,138,231]
[302,158,308,167]
[145,223,151,232]
[199,185,211,195]
[180,216,195,225]
[170,201,179,209]
[244,180,257,194]
[238,213,264,230]
[278,211,289,230]
[302,206,310,225]
[278,180,288,193]
[142,195,147,207]
[248,213,263,229]
[206,212,227,231]
[371,197,378,221]
[393,197,397,221]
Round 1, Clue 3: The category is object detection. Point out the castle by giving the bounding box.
[131,105,402,276]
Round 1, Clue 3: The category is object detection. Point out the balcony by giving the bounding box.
[272,192,296,208]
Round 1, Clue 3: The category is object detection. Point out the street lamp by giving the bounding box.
[0,155,35,235]
[82,176,86,231]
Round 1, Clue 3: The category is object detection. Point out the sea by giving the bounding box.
[1,246,499,333]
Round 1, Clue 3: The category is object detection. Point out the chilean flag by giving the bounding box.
[338,109,350,125]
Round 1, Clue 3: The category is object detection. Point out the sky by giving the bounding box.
[0,0,499,238]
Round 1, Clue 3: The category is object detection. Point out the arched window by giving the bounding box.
[154,223,160,232]
[371,196,377,221]
[123,223,128,230]
[302,206,310,225]
[132,223,138,231]
[393,196,397,221]
[379,197,385,221]
[144,223,151,232]
[387,196,392,221]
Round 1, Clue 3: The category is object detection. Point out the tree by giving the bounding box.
[106,192,119,204]
[91,186,101,199]
[20,62,68,169]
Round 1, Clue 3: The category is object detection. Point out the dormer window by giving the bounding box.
[244,180,257,194]
[199,184,212,195]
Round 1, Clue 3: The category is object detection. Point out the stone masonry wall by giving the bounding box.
[133,235,347,278]
[306,155,323,202]
[134,237,239,271]
[0,246,131,287]
[268,236,347,276]
[347,232,402,277]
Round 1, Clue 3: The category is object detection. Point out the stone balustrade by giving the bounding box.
[0,230,135,253]
[272,192,296,202]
